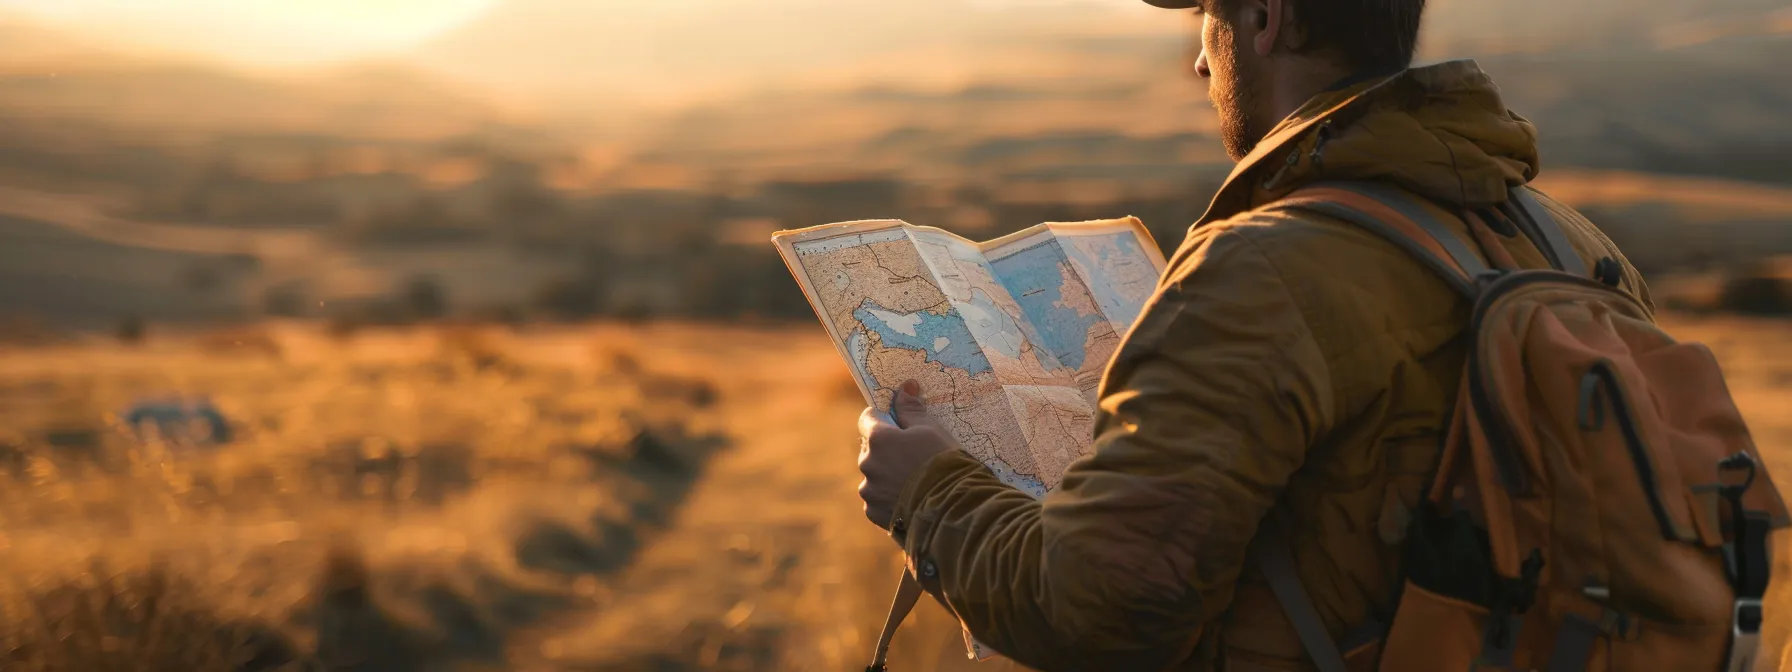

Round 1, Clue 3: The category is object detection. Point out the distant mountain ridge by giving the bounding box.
[0,3,1786,329]
[0,46,509,142]
[402,0,1792,102]
[0,2,1787,195]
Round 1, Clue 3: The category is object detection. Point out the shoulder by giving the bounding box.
[1167,205,1434,286]
[1166,203,1460,310]
[1157,209,1350,329]
[1154,203,1469,363]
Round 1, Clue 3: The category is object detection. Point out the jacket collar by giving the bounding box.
[1192,59,1497,228]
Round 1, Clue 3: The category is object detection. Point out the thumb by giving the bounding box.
[892,380,930,429]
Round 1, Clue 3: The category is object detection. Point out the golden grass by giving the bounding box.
[0,321,730,671]
[193,327,286,360]
[0,561,296,672]
[0,316,1784,671]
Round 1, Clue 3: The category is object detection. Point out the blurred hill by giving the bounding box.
[0,1,1788,328]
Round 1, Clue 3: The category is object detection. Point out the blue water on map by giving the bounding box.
[1061,232,1154,326]
[854,299,993,378]
[989,240,1103,371]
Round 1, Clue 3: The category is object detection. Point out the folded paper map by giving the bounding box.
[773,216,1166,660]
[774,216,1166,494]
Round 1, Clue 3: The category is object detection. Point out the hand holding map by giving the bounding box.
[775,217,1165,496]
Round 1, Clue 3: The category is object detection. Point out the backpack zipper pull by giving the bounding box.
[1717,452,1769,672]
[1515,549,1545,614]
[1477,548,1545,666]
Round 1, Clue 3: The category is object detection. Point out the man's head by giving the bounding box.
[1149,0,1426,160]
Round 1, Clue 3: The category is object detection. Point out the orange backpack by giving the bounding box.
[1255,182,1791,672]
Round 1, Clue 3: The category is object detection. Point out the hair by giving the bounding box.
[1213,0,1426,72]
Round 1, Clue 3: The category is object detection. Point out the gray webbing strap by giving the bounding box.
[1277,199,1479,299]
[1543,613,1602,671]
[1323,181,1493,280]
[1509,187,1589,277]
[1497,201,1556,270]
[867,570,923,671]
[1256,514,1350,672]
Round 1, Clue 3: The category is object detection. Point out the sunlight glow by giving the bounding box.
[0,0,501,66]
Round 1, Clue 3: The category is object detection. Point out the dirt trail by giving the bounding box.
[509,325,1002,671]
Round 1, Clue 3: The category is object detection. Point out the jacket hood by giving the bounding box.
[1197,59,1542,225]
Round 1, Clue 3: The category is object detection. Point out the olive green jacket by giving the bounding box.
[885,59,1653,671]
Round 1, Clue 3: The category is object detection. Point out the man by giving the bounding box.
[855,0,1652,669]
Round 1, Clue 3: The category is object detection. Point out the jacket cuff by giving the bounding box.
[886,449,983,546]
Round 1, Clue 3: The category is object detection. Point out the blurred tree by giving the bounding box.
[403,275,449,321]
[1718,259,1792,315]
[115,316,146,344]
[262,283,310,318]
[179,262,223,293]
[325,314,363,341]
[615,298,654,325]
[469,304,525,326]
[532,276,602,321]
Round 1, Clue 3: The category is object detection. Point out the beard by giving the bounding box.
[1207,21,1269,161]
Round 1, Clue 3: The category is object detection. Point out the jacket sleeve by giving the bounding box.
[885,223,1340,670]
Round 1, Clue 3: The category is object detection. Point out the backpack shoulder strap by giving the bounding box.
[865,570,923,671]
[1254,180,1496,669]
[1255,513,1350,672]
[1505,186,1589,277]
[1272,181,1489,298]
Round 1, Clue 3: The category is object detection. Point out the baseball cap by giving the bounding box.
[1141,0,1201,7]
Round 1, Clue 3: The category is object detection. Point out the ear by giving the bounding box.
[1252,0,1285,57]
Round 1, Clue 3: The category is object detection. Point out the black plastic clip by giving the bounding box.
[1594,257,1623,287]
[1717,452,1770,672]
[1478,548,1546,667]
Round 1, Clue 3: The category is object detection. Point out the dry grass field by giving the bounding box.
[0,314,1786,671]
[0,2,1787,670]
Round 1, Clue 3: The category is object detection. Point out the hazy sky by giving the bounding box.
[0,0,1767,73]
[0,0,503,65]
[0,0,1149,68]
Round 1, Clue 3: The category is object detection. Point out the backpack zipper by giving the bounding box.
[1580,359,1680,540]
[1464,270,1649,495]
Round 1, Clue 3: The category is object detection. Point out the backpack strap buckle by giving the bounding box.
[1724,598,1763,672]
